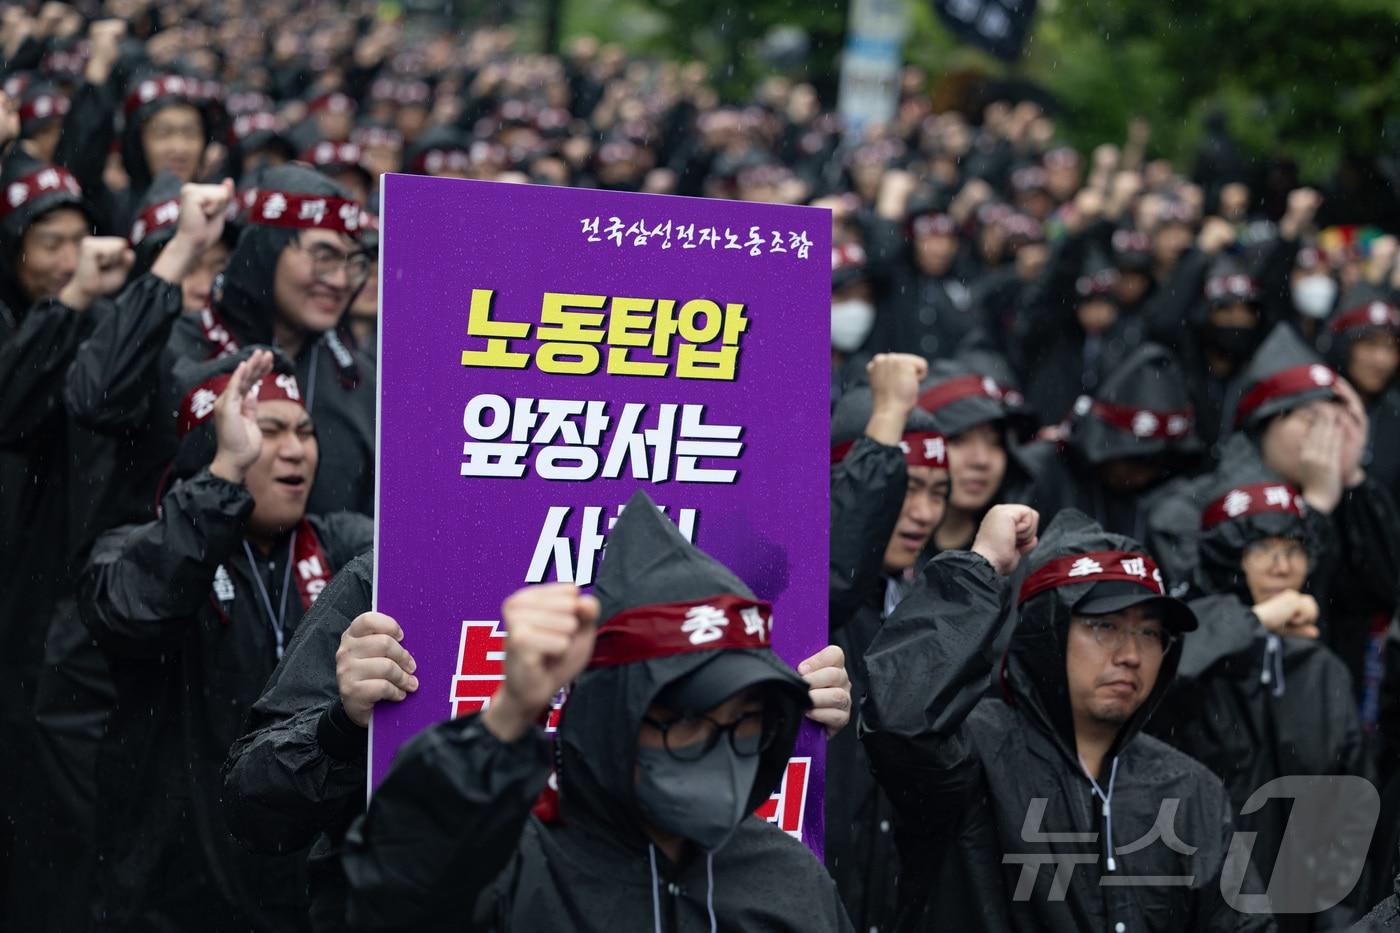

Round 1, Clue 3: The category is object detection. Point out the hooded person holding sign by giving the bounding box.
[224,537,851,932]
[81,349,371,932]
[342,490,854,932]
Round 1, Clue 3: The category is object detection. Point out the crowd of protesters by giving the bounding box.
[4,0,1400,930]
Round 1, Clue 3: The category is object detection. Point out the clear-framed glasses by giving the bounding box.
[1076,617,1176,658]
[292,236,371,287]
[1242,538,1308,569]
[640,710,783,762]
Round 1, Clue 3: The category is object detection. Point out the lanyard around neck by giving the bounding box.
[242,531,296,660]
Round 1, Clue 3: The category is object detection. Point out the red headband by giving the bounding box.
[831,242,867,272]
[231,112,282,142]
[177,370,304,436]
[588,594,773,669]
[19,93,68,124]
[304,141,365,168]
[247,190,369,234]
[1077,397,1193,439]
[1076,269,1119,297]
[1019,550,1165,605]
[1201,482,1304,529]
[417,148,472,174]
[227,91,272,115]
[831,430,947,468]
[1235,364,1338,426]
[308,93,356,115]
[129,197,181,245]
[912,214,956,238]
[1330,301,1400,335]
[124,75,207,118]
[353,126,403,148]
[1205,273,1257,302]
[1,166,82,221]
[918,374,1023,415]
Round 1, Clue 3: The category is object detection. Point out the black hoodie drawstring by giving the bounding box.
[1260,633,1285,697]
[645,845,717,932]
[648,844,662,933]
[706,851,717,933]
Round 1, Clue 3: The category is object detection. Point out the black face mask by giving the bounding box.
[634,740,760,853]
[1203,323,1261,364]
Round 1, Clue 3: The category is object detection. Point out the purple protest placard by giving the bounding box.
[371,174,831,855]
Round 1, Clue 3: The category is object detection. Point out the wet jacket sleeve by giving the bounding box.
[0,299,83,448]
[859,551,1009,837]
[1011,230,1090,366]
[1145,476,1207,593]
[829,437,907,631]
[223,552,373,854]
[315,512,375,568]
[1186,786,1278,933]
[1251,233,1299,331]
[64,275,185,433]
[1328,478,1400,614]
[1175,595,1262,681]
[856,213,908,285]
[80,469,253,658]
[342,715,553,931]
[53,79,118,221]
[1144,249,1212,347]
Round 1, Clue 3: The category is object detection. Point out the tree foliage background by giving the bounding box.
[543,0,1400,181]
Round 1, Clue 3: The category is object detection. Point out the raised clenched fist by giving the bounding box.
[482,583,601,741]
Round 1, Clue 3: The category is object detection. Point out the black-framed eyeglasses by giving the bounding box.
[1076,617,1177,657]
[292,236,371,287]
[640,711,782,762]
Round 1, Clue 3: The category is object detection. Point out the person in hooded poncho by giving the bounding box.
[1149,324,1400,720]
[81,349,371,932]
[861,507,1275,932]
[915,358,1036,557]
[1011,233,1144,430]
[1,169,237,932]
[1322,286,1400,503]
[1141,191,1321,449]
[167,163,376,516]
[223,529,850,933]
[342,490,854,932]
[66,163,377,520]
[827,352,951,933]
[126,169,237,312]
[1022,342,1205,542]
[868,198,983,366]
[1147,452,1369,931]
[830,241,877,407]
[0,154,102,693]
[108,72,222,233]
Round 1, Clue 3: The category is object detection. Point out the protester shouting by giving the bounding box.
[81,349,371,931]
